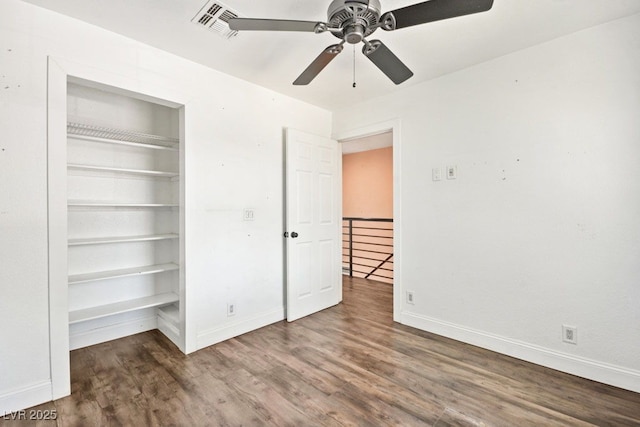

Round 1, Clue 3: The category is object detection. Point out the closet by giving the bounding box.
[65,81,183,351]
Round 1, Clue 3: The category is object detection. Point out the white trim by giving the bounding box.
[401,311,640,394]
[158,316,181,347]
[0,382,52,414]
[333,119,402,322]
[47,55,191,403]
[47,57,71,400]
[69,315,158,350]
[178,106,190,353]
[341,132,392,154]
[196,308,285,350]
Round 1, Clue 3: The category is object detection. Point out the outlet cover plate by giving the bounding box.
[562,325,577,344]
[227,303,236,316]
[406,291,415,305]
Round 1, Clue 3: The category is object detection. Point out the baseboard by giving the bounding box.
[157,316,181,350]
[69,315,157,350]
[400,311,640,394]
[196,308,285,350]
[0,381,52,414]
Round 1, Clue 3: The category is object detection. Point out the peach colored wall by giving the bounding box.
[342,146,393,218]
[342,146,394,283]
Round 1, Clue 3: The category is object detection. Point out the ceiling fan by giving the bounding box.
[228,0,494,86]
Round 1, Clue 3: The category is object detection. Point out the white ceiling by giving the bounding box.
[20,0,640,110]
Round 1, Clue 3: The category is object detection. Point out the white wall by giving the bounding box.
[334,13,640,392]
[0,0,331,412]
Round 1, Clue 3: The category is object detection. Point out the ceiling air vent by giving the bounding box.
[191,1,240,39]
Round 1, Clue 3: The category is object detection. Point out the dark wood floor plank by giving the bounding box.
[292,345,444,425]
[6,276,640,426]
[256,364,374,427]
[434,407,490,427]
[235,327,346,396]
[298,314,597,425]
[331,385,432,426]
[305,286,640,425]
[181,360,269,427]
[221,368,312,426]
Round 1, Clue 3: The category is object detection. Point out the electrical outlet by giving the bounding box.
[227,303,236,317]
[406,291,415,305]
[562,325,577,344]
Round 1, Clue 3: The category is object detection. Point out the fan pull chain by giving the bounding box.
[353,45,357,88]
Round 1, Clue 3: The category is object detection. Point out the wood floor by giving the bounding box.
[11,276,640,426]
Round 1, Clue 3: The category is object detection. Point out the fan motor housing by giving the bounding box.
[327,0,382,43]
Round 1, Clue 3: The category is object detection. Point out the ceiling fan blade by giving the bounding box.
[362,40,413,85]
[384,0,494,30]
[228,18,322,32]
[293,44,344,86]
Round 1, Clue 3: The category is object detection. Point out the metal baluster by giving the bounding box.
[349,219,353,277]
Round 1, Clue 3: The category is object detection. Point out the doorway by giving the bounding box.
[341,131,394,285]
[336,120,402,322]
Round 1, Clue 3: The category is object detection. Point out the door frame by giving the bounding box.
[334,119,402,322]
[47,56,190,400]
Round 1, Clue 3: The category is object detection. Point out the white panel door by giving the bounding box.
[285,128,341,322]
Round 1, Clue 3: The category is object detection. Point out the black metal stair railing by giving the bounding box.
[342,217,393,283]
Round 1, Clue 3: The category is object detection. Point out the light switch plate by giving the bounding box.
[243,208,255,221]
[446,165,457,180]
[432,168,442,181]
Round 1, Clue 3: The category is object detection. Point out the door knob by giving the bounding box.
[291,232,299,238]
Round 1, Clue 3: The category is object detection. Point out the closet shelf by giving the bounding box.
[66,84,182,351]
[68,201,178,208]
[69,292,179,324]
[68,234,178,246]
[68,163,179,178]
[68,263,179,285]
[67,122,179,151]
